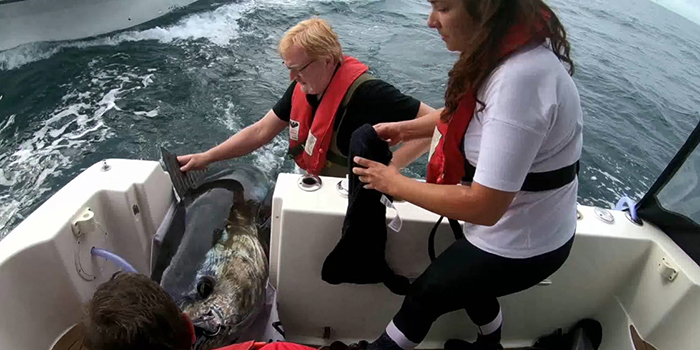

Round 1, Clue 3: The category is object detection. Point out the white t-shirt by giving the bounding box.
[462,43,583,259]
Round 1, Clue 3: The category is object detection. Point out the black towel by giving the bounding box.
[321,123,410,295]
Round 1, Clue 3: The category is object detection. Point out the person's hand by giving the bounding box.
[352,156,404,195]
[374,122,406,146]
[177,152,213,172]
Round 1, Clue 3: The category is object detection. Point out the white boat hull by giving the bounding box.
[1,159,698,350]
[0,0,197,52]
[271,173,700,350]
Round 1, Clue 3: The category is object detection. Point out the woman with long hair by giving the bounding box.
[352,1,583,349]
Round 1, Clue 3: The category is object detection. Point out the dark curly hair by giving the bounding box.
[441,0,574,121]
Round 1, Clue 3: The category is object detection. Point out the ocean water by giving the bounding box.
[0,0,699,239]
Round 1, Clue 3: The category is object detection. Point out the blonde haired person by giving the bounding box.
[179,18,434,176]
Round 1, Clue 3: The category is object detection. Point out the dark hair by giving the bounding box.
[442,0,574,121]
[81,273,192,350]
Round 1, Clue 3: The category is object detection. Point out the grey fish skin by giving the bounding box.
[156,165,272,350]
[183,203,269,350]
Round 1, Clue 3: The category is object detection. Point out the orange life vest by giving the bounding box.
[426,13,552,185]
[288,56,368,175]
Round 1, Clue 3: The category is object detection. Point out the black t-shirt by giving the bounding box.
[272,79,420,156]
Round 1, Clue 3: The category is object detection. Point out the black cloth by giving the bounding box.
[321,124,410,295]
[393,235,574,344]
[533,319,603,350]
[272,80,420,156]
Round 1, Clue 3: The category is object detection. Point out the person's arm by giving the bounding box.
[178,110,287,171]
[354,70,549,226]
[354,115,546,226]
[391,103,438,169]
[353,157,515,226]
[374,107,442,146]
[398,179,514,227]
[207,109,287,160]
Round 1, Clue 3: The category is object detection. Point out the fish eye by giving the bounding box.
[197,276,216,299]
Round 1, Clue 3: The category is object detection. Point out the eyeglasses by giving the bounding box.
[284,59,315,75]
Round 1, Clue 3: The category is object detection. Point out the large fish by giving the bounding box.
[152,150,272,350]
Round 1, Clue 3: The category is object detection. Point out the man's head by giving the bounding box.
[82,272,194,350]
[278,18,344,95]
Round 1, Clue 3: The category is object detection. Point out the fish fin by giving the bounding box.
[160,147,207,202]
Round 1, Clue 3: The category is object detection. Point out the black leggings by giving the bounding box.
[393,235,574,343]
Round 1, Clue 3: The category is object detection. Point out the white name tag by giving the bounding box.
[428,126,442,160]
[289,120,300,141]
[305,132,317,156]
[381,194,402,232]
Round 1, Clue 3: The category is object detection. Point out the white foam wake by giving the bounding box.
[0,1,254,70]
[0,0,366,71]
[0,61,159,238]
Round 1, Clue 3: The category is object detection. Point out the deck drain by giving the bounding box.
[625,211,643,226]
[336,176,349,197]
[298,174,322,192]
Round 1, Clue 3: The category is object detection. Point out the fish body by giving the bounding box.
[154,164,272,350]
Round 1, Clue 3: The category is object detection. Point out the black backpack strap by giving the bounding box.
[326,73,376,166]
[448,218,463,240]
[463,160,580,192]
[428,216,465,261]
[325,148,349,167]
[287,143,304,160]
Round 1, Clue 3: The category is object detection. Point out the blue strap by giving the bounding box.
[615,195,639,223]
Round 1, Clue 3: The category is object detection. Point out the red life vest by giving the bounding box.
[216,341,317,350]
[426,13,552,185]
[186,315,314,350]
[289,56,368,175]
